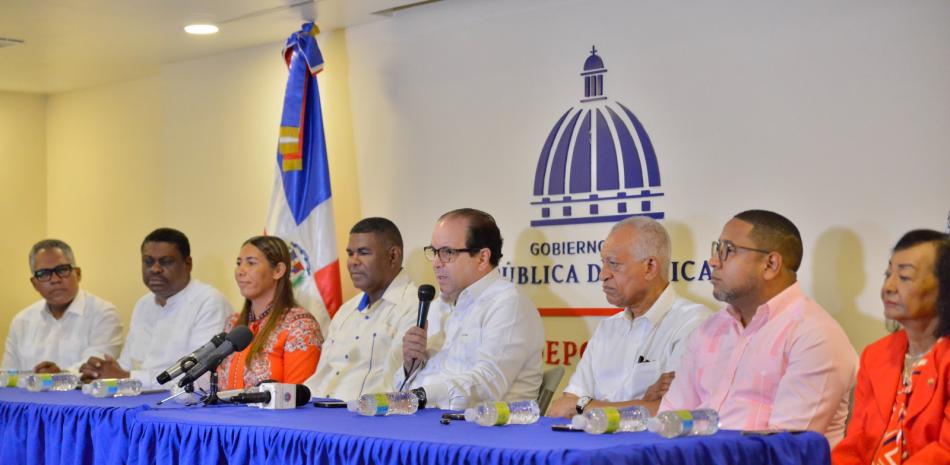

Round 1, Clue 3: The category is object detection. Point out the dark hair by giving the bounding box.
[350,217,404,249]
[734,209,803,272]
[440,208,504,267]
[893,229,949,253]
[933,240,950,338]
[237,236,300,367]
[142,228,191,258]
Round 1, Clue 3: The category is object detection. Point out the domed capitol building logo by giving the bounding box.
[531,46,664,227]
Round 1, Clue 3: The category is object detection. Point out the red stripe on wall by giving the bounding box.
[538,308,623,317]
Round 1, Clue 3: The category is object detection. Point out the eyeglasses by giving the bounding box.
[711,240,770,263]
[423,246,481,263]
[32,264,75,282]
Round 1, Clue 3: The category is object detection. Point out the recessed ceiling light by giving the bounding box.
[184,24,219,35]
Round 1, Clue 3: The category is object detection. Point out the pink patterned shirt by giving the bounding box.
[661,282,857,445]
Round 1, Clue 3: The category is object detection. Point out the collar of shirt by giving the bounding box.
[624,284,677,328]
[358,269,412,312]
[45,289,87,319]
[724,281,804,331]
[442,269,500,312]
[153,278,193,309]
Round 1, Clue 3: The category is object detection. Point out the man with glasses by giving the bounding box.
[661,210,856,445]
[79,228,232,389]
[306,217,418,401]
[395,208,544,409]
[546,217,711,418]
[2,239,122,373]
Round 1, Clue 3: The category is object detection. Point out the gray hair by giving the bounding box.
[611,217,671,279]
[29,239,76,272]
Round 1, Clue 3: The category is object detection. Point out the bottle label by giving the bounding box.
[603,408,622,433]
[493,402,511,426]
[102,379,119,396]
[674,410,695,434]
[37,374,54,390]
[372,393,390,416]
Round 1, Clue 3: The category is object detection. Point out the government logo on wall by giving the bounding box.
[531,46,664,227]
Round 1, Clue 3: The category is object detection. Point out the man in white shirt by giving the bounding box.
[79,228,232,390]
[546,217,711,418]
[397,208,544,410]
[2,239,122,372]
[306,217,418,401]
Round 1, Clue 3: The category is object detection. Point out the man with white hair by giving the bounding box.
[546,217,711,418]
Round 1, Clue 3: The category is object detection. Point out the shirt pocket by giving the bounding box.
[623,360,662,401]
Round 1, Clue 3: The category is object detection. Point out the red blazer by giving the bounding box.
[832,332,950,465]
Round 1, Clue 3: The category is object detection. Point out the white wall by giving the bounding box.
[343,0,950,388]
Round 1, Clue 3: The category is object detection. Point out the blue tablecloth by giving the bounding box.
[0,388,831,465]
[0,388,169,465]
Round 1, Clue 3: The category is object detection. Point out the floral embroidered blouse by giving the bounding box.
[217,306,323,390]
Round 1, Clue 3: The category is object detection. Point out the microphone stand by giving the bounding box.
[199,370,222,406]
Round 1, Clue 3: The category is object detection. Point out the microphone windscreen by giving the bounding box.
[418,284,436,302]
[228,326,254,351]
[295,384,312,407]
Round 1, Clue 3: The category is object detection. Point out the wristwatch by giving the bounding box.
[411,387,428,409]
[575,396,593,414]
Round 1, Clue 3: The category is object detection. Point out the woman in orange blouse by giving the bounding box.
[217,236,323,390]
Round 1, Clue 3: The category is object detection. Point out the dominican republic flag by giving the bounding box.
[266,23,342,331]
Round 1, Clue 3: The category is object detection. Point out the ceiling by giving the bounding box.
[0,0,435,94]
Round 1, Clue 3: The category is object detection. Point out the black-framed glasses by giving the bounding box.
[423,246,481,263]
[32,264,75,282]
[711,240,770,263]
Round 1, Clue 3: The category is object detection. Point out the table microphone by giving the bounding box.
[156,332,227,385]
[231,383,311,409]
[178,326,253,387]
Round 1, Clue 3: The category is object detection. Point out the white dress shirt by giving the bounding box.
[306,270,417,401]
[563,285,711,402]
[118,279,233,390]
[395,270,545,410]
[2,290,123,371]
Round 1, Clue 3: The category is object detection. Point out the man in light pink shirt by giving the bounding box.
[661,209,857,445]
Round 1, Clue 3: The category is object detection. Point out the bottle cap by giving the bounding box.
[571,414,588,429]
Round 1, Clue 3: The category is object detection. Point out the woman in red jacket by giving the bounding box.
[832,231,950,464]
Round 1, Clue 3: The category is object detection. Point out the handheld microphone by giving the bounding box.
[416,284,436,328]
[178,326,254,387]
[231,383,311,409]
[156,332,227,385]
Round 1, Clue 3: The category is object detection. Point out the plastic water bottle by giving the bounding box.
[348,392,420,416]
[572,406,650,434]
[87,378,143,398]
[24,373,80,392]
[647,409,720,438]
[464,400,540,426]
[1,370,30,388]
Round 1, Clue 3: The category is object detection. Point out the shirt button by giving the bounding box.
[364,315,369,320]
[335,371,340,376]
[344,354,349,359]
[355,336,360,340]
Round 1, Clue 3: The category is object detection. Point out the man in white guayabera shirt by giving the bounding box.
[306,217,418,401]
[79,228,232,390]
[2,239,122,373]
[396,208,544,410]
[546,217,711,418]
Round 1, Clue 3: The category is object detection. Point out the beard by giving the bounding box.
[712,275,758,304]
